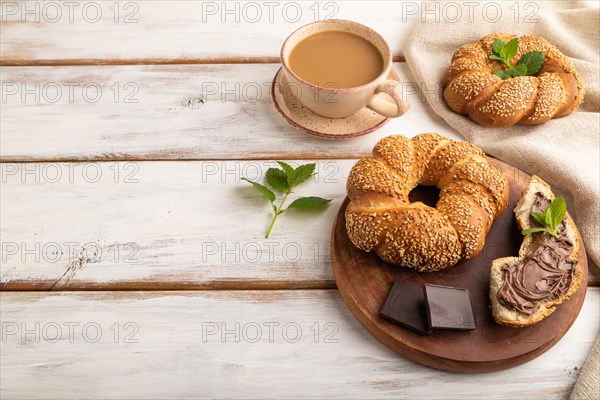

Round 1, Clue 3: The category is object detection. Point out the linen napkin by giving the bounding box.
[404,1,599,396]
[570,335,600,400]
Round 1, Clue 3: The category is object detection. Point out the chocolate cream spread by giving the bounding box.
[497,192,578,315]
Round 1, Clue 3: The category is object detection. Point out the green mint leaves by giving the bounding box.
[490,38,544,80]
[241,179,276,203]
[490,37,519,65]
[242,162,332,238]
[518,50,545,75]
[521,196,567,239]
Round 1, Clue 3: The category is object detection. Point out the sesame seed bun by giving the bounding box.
[345,133,509,272]
[443,33,585,127]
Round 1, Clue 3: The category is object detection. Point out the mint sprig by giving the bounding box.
[521,196,567,239]
[490,38,544,80]
[242,162,332,238]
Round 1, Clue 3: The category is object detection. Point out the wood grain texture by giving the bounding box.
[3,0,597,65]
[331,160,589,372]
[0,63,457,161]
[1,289,599,399]
[0,160,348,290]
[2,159,598,291]
[0,1,412,65]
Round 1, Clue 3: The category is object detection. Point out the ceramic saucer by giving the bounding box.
[271,67,400,139]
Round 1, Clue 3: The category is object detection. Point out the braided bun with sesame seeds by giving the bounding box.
[345,133,509,272]
[444,33,585,127]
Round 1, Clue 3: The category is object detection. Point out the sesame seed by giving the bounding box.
[345,133,509,271]
[443,32,585,126]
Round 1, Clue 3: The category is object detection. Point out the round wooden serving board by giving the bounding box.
[331,159,588,373]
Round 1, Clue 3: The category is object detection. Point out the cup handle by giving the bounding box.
[366,80,411,118]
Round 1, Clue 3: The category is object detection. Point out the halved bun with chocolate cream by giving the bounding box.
[489,176,582,327]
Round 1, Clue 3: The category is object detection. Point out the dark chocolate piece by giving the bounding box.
[424,284,476,330]
[380,280,432,335]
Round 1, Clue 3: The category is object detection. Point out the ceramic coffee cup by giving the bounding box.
[280,19,410,119]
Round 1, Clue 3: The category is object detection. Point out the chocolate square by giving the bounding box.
[380,280,432,335]
[424,284,476,330]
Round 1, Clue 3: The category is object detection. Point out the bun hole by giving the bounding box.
[408,185,440,208]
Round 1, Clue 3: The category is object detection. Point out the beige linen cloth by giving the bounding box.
[404,1,599,398]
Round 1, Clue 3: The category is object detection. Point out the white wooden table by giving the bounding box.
[1,1,598,399]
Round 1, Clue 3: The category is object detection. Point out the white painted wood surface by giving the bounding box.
[0,1,414,64]
[0,160,350,289]
[1,289,599,399]
[4,0,595,65]
[0,63,459,161]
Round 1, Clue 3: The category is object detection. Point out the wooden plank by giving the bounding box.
[2,160,598,290]
[5,0,595,65]
[0,1,413,65]
[1,289,598,399]
[0,63,459,161]
[0,160,348,290]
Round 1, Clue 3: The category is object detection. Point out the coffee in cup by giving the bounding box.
[288,30,384,89]
[280,20,410,119]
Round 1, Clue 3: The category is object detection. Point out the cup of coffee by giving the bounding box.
[280,19,410,119]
